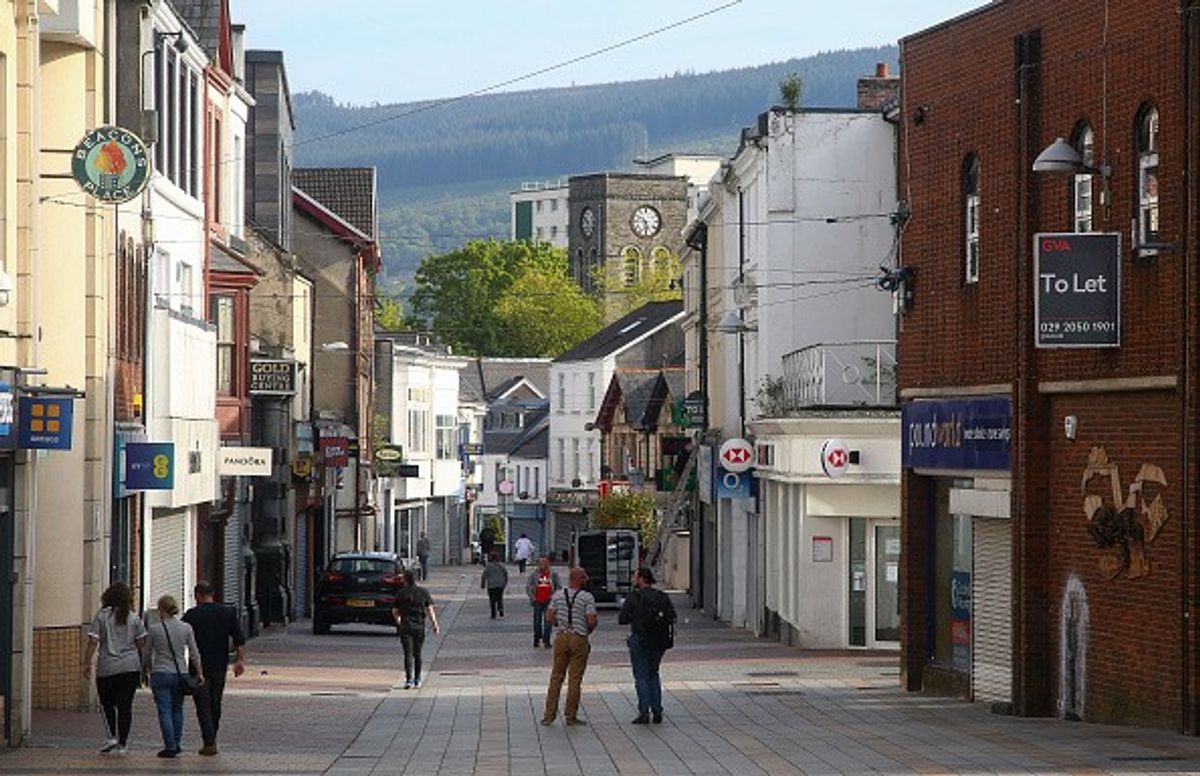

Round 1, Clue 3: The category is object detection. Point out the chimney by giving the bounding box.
[857,61,900,111]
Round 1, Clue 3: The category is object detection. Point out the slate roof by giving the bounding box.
[553,301,684,363]
[510,417,549,460]
[597,368,686,430]
[460,358,551,405]
[483,402,549,457]
[171,0,222,63]
[293,168,377,240]
[210,240,258,274]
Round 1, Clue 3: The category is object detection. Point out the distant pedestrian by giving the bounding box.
[514,533,534,574]
[145,595,204,759]
[416,533,431,580]
[82,582,146,756]
[526,556,561,649]
[619,566,677,724]
[541,567,597,726]
[392,570,440,689]
[182,581,246,756]
[479,524,496,565]
[481,552,509,618]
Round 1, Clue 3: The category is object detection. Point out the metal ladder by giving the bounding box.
[648,445,699,570]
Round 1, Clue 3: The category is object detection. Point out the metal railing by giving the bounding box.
[781,340,898,410]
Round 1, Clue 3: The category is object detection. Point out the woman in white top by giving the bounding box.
[144,594,204,758]
[82,582,146,755]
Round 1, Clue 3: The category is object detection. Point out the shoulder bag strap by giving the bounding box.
[161,621,185,678]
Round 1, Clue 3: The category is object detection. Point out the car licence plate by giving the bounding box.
[347,598,373,608]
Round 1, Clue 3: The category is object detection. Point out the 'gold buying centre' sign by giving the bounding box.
[249,359,297,396]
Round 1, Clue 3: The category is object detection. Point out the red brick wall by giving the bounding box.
[898,0,1193,730]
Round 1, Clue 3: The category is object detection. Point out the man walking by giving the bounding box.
[618,567,677,724]
[392,570,440,689]
[526,555,561,649]
[541,567,596,726]
[513,532,534,574]
[181,581,245,756]
[481,552,509,618]
[416,533,431,581]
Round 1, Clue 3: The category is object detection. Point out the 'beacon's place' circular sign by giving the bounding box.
[71,126,149,204]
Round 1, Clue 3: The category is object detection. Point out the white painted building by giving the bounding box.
[546,301,685,557]
[684,101,900,647]
[374,336,467,564]
[511,179,569,247]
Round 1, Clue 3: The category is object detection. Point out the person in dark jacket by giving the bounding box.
[618,566,677,724]
[481,552,509,618]
[479,525,496,565]
[182,581,245,756]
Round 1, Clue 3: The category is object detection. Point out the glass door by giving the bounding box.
[873,523,901,645]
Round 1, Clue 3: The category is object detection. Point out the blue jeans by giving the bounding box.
[532,602,551,645]
[628,634,665,716]
[150,672,185,752]
[418,555,428,581]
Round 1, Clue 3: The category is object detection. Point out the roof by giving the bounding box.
[510,418,549,461]
[554,301,684,363]
[483,403,550,457]
[171,0,222,63]
[460,358,551,404]
[210,240,260,275]
[293,168,377,240]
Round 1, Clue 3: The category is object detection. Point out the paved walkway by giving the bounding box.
[6,565,1200,774]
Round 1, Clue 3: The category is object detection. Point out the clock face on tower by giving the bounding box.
[631,205,661,238]
[580,206,596,239]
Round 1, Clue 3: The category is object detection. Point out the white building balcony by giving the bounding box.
[776,341,897,413]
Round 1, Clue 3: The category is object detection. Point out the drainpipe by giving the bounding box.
[737,189,746,438]
[1181,0,1196,735]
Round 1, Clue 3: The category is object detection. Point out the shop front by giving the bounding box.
[901,396,1012,704]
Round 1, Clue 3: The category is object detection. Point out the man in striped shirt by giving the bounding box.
[540,567,597,726]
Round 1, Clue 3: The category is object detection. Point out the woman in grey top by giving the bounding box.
[144,594,204,758]
[82,582,146,755]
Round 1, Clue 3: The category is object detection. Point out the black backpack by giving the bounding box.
[638,588,675,651]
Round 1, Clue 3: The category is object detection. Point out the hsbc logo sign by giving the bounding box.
[821,438,851,479]
[718,438,754,473]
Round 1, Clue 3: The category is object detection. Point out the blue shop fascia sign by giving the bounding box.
[901,396,1011,471]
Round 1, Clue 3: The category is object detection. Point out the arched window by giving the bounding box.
[650,245,673,274]
[962,154,980,285]
[1136,105,1160,247]
[1072,123,1095,232]
[621,246,642,286]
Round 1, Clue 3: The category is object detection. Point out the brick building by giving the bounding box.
[897,1,1200,731]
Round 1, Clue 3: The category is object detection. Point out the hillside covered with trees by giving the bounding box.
[291,46,898,283]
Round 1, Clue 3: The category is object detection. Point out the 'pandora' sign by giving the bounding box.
[218,446,273,477]
[1035,232,1121,348]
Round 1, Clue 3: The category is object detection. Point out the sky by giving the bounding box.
[230,0,989,106]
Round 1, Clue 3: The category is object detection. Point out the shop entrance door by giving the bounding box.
[871,522,901,647]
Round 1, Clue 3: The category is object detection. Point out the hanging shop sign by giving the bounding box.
[0,381,15,450]
[902,397,1011,471]
[718,437,754,473]
[125,442,175,490]
[320,436,350,468]
[249,359,297,395]
[18,396,74,450]
[71,126,150,204]
[218,446,273,477]
[715,467,752,500]
[820,438,851,479]
[1034,232,1121,348]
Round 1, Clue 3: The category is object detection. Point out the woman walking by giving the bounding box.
[145,594,204,758]
[481,552,509,618]
[392,570,440,689]
[82,582,146,755]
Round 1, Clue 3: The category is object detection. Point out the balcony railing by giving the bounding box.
[779,340,897,411]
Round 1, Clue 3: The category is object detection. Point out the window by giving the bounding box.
[494,462,503,493]
[536,226,544,241]
[1136,105,1160,248]
[588,372,597,410]
[651,245,673,274]
[211,295,235,395]
[557,373,566,410]
[586,439,596,482]
[536,200,544,213]
[212,115,222,223]
[407,409,429,453]
[551,198,559,212]
[550,225,558,240]
[962,154,980,285]
[533,467,540,497]
[621,246,642,286]
[557,438,565,481]
[1072,123,1095,233]
[188,73,199,197]
[572,439,581,482]
[435,414,456,459]
[167,48,177,182]
[177,261,194,317]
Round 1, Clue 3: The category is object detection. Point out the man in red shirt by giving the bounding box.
[525,555,561,649]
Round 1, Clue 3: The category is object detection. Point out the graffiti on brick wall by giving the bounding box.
[1081,446,1169,580]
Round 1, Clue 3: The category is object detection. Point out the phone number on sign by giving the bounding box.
[1040,320,1116,335]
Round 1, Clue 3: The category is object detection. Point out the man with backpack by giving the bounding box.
[618,566,677,725]
[526,555,561,649]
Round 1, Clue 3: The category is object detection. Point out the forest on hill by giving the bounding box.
[291,46,898,284]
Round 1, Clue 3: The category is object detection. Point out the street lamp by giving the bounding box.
[1031,136,1111,177]
[713,309,757,335]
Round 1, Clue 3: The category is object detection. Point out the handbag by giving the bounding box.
[161,621,199,696]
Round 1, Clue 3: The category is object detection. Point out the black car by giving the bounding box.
[313,552,405,635]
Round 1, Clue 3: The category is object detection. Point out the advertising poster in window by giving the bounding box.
[950,569,972,672]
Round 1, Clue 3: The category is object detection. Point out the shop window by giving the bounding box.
[932,480,973,671]
[962,154,980,285]
[1136,105,1160,250]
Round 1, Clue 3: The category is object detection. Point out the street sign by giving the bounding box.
[498,479,515,496]
[18,397,73,450]
[718,438,754,473]
[71,126,149,204]
[821,438,851,479]
[125,442,175,490]
[679,392,706,428]
[460,442,483,457]
[1034,232,1121,348]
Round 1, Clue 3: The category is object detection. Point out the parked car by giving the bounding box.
[313,552,405,635]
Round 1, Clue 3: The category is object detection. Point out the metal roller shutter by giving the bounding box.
[223,498,243,613]
[508,517,541,560]
[553,513,588,560]
[150,509,187,609]
[972,517,1012,704]
[294,511,308,618]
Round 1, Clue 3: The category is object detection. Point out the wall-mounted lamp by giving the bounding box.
[714,310,757,335]
[156,30,190,55]
[1032,137,1112,178]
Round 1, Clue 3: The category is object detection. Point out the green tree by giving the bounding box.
[409,239,565,355]
[593,250,684,322]
[779,73,803,110]
[375,297,408,332]
[494,264,602,357]
[592,491,659,547]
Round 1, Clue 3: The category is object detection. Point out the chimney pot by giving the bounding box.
[875,62,889,78]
